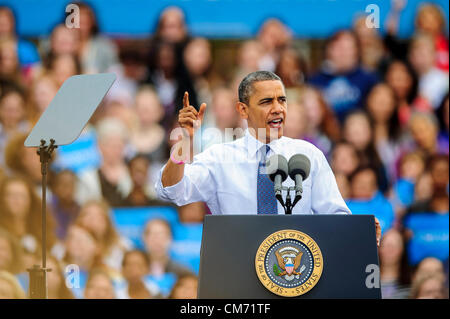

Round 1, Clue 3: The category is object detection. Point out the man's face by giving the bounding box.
[239,80,287,143]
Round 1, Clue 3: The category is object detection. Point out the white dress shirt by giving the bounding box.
[156,129,351,215]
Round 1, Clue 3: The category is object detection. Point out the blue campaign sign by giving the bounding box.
[110,206,179,250]
[170,223,203,274]
[403,212,449,266]
[346,192,395,235]
[51,126,101,175]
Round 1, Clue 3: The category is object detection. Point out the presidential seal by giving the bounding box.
[255,229,323,297]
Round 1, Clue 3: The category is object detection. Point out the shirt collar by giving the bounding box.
[244,128,284,158]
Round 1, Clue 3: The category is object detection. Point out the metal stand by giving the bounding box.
[276,185,303,215]
[27,139,56,299]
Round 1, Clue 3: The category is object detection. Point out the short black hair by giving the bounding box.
[238,71,282,105]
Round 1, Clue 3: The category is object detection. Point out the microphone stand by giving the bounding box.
[275,185,303,215]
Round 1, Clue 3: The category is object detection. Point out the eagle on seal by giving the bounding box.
[275,246,303,277]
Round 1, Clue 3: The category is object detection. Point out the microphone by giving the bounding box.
[265,154,289,203]
[288,154,311,208]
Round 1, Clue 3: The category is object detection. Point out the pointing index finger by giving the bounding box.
[183,91,190,109]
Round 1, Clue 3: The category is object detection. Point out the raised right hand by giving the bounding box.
[178,91,207,138]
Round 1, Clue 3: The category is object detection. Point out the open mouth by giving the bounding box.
[268,118,283,129]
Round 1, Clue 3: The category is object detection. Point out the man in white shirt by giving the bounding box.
[156,71,381,243]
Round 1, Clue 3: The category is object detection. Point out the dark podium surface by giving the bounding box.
[198,215,381,299]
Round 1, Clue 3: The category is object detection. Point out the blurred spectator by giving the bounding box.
[4,132,50,193]
[46,255,74,299]
[365,83,403,181]
[0,6,40,68]
[76,2,119,74]
[352,15,385,71]
[235,40,264,75]
[49,169,80,240]
[384,59,429,127]
[76,117,131,206]
[309,30,378,122]
[435,93,449,154]
[385,1,449,72]
[84,268,116,299]
[408,34,449,109]
[0,270,26,299]
[275,47,307,88]
[407,112,445,159]
[143,218,193,278]
[379,228,412,298]
[331,141,360,177]
[117,249,162,299]
[25,74,58,125]
[410,272,447,299]
[334,173,351,200]
[414,257,445,280]
[75,199,132,271]
[0,85,29,166]
[178,202,206,224]
[342,111,388,192]
[168,274,198,299]
[299,86,341,157]
[256,19,292,72]
[346,165,395,233]
[126,85,168,163]
[153,6,189,45]
[282,88,308,140]
[183,37,214,106]
[0,227,23,274]
[0,175,57,253]
[0,37,25,86]
[122,154,156,207]
[45,53,82,88]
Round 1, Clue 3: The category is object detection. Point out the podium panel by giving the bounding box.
[198,215,381,299]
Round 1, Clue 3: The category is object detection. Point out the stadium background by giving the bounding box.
[0,0,448,299]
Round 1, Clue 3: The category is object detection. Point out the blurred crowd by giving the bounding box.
[0,1,448,299]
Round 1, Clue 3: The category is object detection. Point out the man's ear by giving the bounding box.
[236,101,248,120]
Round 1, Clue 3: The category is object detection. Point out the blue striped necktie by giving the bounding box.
[257,145,278,214]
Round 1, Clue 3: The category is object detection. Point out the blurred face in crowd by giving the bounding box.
[409,36,436,75]
[238,40,263,72]
[416,257,444,279]
[277,49,304,87]
[0,39,18,75]
[415,276,445,299]
[184,38,211,77]
[366,84,396,124]
[212,88,239,130]
[430,157,449,189]
[385,61,414,102]
[302,88,325,131]
[65,225,98,268]
[129,156,150,188]
[237,80,287,143]
[78,203,108,239]
[343,113,372,151]
[327,32,359,73]
[331,143,359,176]
[51,54,78,87]
[143,219,172,258]
[52,171,77,204]
[98,133,126,165]
[171,276,198,299]
[0,237,13,272]
[0,91,25,129]
[157,42,176,74]
[134,89,164,127]
[46,257,63,296]
[79,5,95,39]
[409,115,438,151]
[3,180,30,218]
[416,5,444,35]
[379,229,404,267]
[159,7,186,43]
[51,25,79,55]
[0,8,14,36]
[258,19,291,52]
[350,168,377,199]
[122,251,149,282]
[334,173,350,200]
[32,76,58,114]
[400,153,425,181]
[283,99,306,139]
[414,173,434,202]
[84,272,115,299]
[21,146,42,182]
